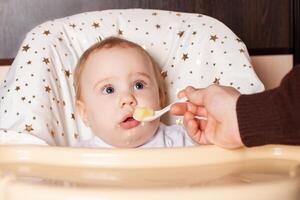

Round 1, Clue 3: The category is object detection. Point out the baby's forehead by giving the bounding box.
[83,46,154,74]
[92,45,150,59]
[86,46,153,69]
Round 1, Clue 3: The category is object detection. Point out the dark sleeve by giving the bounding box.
[236,65,300,147]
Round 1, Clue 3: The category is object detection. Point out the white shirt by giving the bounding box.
[76,123,197,148]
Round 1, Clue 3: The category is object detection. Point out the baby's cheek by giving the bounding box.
[146,119,160,133]
[91,117,116,143]
[89,109,112,128]
[143,92,160,108]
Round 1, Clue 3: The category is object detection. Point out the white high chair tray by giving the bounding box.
[0,145,299,200]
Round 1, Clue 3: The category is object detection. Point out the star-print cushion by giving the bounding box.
[0,9,264,146]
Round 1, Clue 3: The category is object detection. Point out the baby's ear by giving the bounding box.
[76,100,90,127]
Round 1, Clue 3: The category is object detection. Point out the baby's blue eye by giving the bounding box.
[134,81,145,90]
[102,86,114,94]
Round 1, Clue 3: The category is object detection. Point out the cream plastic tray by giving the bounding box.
[0,145,299,200]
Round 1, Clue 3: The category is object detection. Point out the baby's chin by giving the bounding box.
[112,121,160,148]
[114,131,155,148]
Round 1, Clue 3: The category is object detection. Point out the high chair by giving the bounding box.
[0,9,299,199]
[0,145,299,199]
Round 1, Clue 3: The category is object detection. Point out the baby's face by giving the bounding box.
[76,47,161,147]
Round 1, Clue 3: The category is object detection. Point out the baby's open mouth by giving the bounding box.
[123,116,134,122]
[120,115,140,129]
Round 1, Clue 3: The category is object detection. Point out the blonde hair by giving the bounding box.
[74,37,166,107]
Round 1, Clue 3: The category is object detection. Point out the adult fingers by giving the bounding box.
[182,111,208,144]
[170,103,187,115]
[180,86,207,106]
[196,106,207,117]
[170,100,203,116]
[202,115,217,144]
[177,86,197,98]
[186,102,200,114]
[186,119,210,144]
[183,111,195,128]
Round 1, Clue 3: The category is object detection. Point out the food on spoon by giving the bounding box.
[133,107,154,121]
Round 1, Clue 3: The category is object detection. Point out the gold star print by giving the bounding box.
[27,60,32,65]
[74,133,79,139]
[43,57,50,65]
[118,29,123,35]
[182,53,189,61]
[43,30,50,35]
[155,24,161,29]
[177,31,184,38]
[176,13,181,16]
[152,12,157,16]
[213,78,220,85]
[210,35,218,42]
[92,22,100,28]
[58,37,63,42]
[22,44,30,52]
[96,36,102,42]
[50,130,55,137]
[192,31,197,35]
[69,23,76,28]
[45,86,51,93]
[64,70,71,78]
[239,48,245,53]
[236,38,242,43]
[161,70,168,79]
[25,124,34,132]
[71,113,75,120]
[21,97,26,101]
[15,86,20,91]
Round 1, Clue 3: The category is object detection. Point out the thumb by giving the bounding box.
[183,86,206,106]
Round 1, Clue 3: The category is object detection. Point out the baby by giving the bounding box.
[74,37,195,148]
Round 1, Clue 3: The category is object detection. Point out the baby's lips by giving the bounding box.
[120,113,134,123]
[119,115,140,129]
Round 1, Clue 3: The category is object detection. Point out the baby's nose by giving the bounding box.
[120,95,137,107]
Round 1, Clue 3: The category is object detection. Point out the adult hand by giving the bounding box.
[171,85,244,149]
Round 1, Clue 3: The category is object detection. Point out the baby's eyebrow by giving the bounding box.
[93,77,113,90]
[133,72,151,80]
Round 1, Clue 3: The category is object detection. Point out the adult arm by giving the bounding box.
[238,65,300,146]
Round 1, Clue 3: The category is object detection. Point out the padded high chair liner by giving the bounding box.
[0,9,264,146]
[0,145,299,199]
